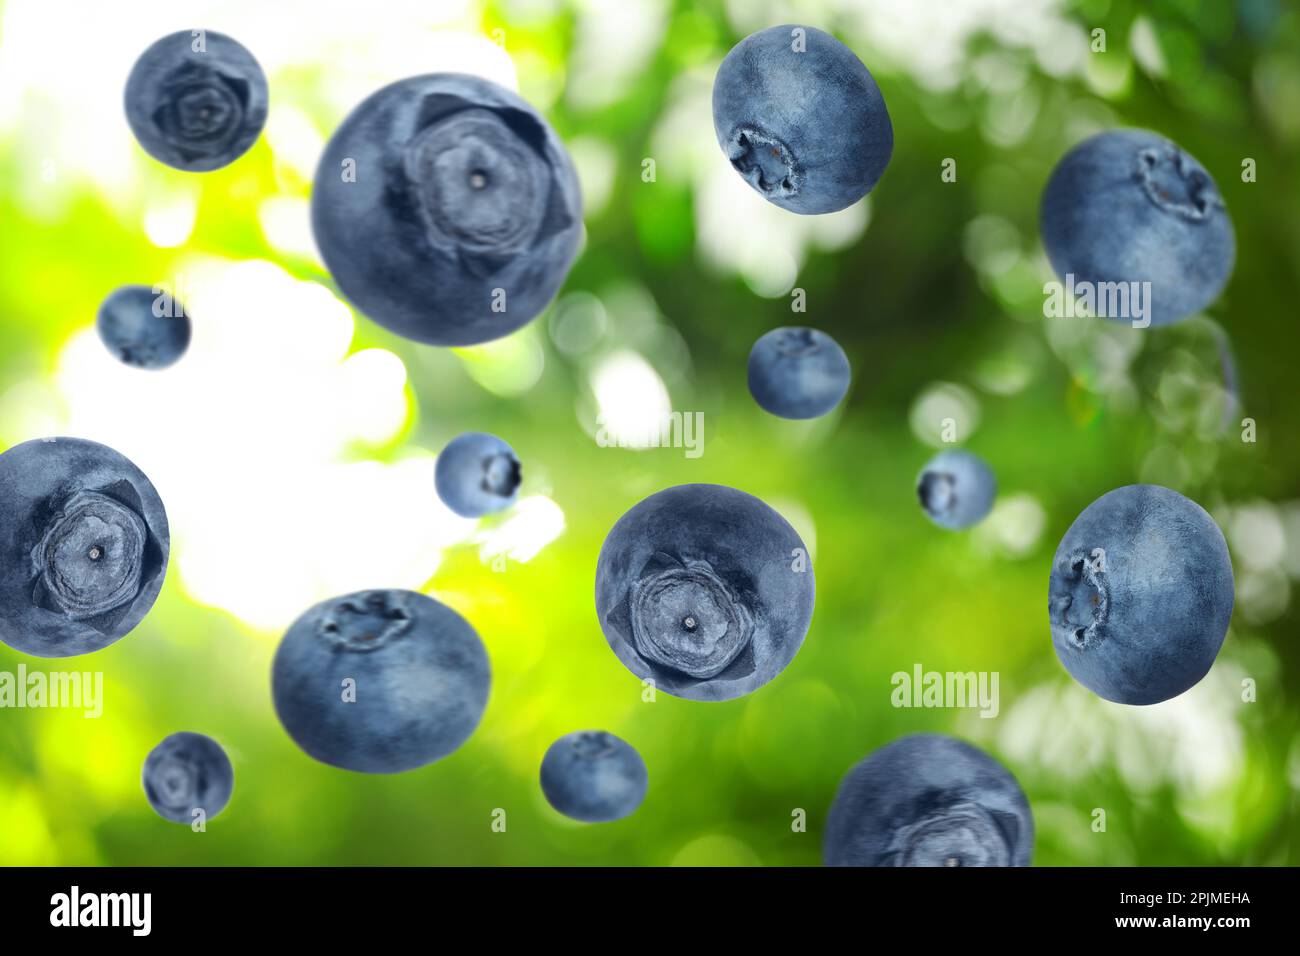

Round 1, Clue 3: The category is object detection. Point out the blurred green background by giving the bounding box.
[0,0,1298,866]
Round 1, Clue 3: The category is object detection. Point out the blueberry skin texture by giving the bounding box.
[539,731,648,823]
[824,734,1034,867]
[917,450,996,530]
[312,74,583,347]
[1040,129,1235,327]
[748,327,850,419]
[124,30,268,172]
[595,483,815,702]
[712,25,893,214]
[142,732,234,825]
[272,589,490,773]
[0,438,169,658]
[96,285,191,370]
[1049,484,1234,705]
[434,432,521,518]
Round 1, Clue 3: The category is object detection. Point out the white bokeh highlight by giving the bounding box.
[589,350,671,449]
[42,259,469,631]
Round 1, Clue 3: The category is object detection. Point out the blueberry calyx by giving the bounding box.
[1050,550,1110,649]
[150,62,249,163]
[628,553,754,680]
[773,327,819,356]
[317,590,413,652]
[402,106,553,277]
[149,754,204,814]
[729,127,799,200]
[570,731,617,760]
[890,802,1015,867]
[1135,146,1222,223]
[917,471,958,521]
[480,452,522,499]
[30,490,147,621]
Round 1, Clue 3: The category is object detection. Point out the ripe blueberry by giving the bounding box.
[539,730,648,823]
[124,30,268,172]
[142,731,234,824]
[712,25,893,214]
[312,74,583,346]
[272,589,490,773]
[595,483,815,702]
[824,734,1034,867]
[748,326,850,419]
[435,432,521,518]
[1040,129,1235,327]
[0,438,169,658]
[96,285,191,370]
[1048,484,1234,705]
[917,449,996,530]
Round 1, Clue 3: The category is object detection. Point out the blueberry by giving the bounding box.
[96,285,191,370]
[272,589,490,773]
[312,74,583,347]
[142,731,234,824]
[0,438,169,658]
[1048,484,1234,705]
[595,483,815,701]
[124,30,268,172]
[712,25,893,214]
[747,326,850,419]
[539,730,648,823]
[434,432,521,518]
[916,449,996,530]
[824,734,1034,867]
[1040,129,1235,327]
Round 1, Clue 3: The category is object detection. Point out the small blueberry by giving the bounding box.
[435,432,521,519]
[824,734,1034,867]
[124,30,268,172]
[917,449,996,530]
[96,285,191,370]
[539,730,648,823]
[312,74,583,346]
[272,589,490,773]
[1048,484,1234,705]
[142,732,234,825]
[748,326,851,419]
[712,25,893,214]
[595,483,815,701]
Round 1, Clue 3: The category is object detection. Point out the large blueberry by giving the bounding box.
[824,734,1034,867]
[595,484,814,701]
[435,432,521,518]
[272,589,490,773]
[142,731,234,825]
[539,730,648,823]
[1048,484,1234,705]
[712,25,893,214]
[917,449,996,530]
[1040,129,1235,327]
[748,326,850,419]
[124,30,268,172]
[312,74,583,346]
[96,285,191,370]
[0,438,169,658]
